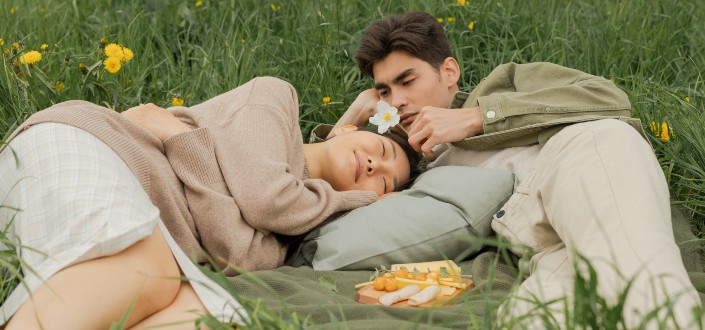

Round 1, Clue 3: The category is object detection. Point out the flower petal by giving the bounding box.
[378,123,391,134]
[369,114,384,125]
[389,116,400,127]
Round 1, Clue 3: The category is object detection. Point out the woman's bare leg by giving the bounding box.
[6,227,181,330]
[129,282,209,330]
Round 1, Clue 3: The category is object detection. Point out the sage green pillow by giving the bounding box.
[288,166,515,271]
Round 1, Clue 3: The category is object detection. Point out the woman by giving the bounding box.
[0,77,420,329]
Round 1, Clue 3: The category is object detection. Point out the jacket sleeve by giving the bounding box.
[454,62,634,149]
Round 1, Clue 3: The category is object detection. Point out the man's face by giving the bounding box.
[372,50,458,129]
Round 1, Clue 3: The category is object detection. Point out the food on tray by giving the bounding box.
[354,260,472,307]
[379,284,421,306]
[407,285,442,306]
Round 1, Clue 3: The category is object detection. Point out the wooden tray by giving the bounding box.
[355,279,474,307]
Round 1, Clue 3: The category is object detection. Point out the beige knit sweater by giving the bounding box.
[3,77,377,274]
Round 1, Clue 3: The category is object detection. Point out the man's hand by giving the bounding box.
[327,89,380,139]
[407,106,484,156]
[122,103,192,142]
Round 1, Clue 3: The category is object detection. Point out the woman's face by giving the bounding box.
[323,131,411,196]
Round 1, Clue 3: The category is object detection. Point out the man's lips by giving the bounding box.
[354,151,361,182]
[400,113,417,126]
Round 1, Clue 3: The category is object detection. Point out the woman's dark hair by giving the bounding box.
[355,11,452,78]
[358,127,423,191]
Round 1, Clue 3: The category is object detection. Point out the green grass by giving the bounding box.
[1,0,704,328]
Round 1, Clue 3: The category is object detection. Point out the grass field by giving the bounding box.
[1,0,704,328]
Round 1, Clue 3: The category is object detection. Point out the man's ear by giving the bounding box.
[440,57,461,88]
[332,124,358,136]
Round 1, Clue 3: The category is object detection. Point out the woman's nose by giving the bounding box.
[366,157,376,174]
[367,157,389,175]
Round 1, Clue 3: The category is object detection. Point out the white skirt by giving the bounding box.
[0,123,246,325]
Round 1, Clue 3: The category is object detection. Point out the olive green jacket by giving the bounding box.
[312,62,646,150]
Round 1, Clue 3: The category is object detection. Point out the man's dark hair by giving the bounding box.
[359,127,423,191]
[355,11,452,78]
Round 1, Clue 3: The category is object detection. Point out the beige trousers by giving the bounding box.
[492,119,701,328]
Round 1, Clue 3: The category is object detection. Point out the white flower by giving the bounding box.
[369,100,400,134]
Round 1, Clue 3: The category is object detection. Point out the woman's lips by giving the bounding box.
[354,151,361,182]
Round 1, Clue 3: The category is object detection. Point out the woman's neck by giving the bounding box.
[302,143,324,180]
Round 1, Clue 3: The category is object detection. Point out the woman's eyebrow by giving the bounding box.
[391,141,397,160]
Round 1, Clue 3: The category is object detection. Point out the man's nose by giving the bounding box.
[390,92,407,111]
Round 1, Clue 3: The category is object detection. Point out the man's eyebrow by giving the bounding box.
[373,68,415,90]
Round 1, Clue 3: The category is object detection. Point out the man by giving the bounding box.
[322,11,701,328]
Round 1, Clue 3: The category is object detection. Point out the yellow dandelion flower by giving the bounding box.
[437,18,443,23]
[104,56,122,74]
[457,0,469,5]
[270,4,281,11]
[649,121,672,141]
[447,17,456,23]
[19,50,42,65]
[195,0,203,7]
[104,43,124,60]
[10,7,15,14]
[660,122,671,141]
[40,44,49,52]
[79,62,88,75]
[0,38,4,46]
[12,43,19,51]
[122,47,134,62]
[3,49,9,56]
[171,97,184,106]
[468,20,476,30]
[322,96,331,105]
[684,96,691,103]
[100,37,108,45]
[56,81,65,92]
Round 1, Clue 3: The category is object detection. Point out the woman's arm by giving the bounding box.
[122,85,376,238]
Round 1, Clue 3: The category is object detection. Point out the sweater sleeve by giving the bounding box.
[453,62,633,149]
[165,79,376,237]
[215,103,377,236]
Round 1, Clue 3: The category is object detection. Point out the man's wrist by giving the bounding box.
[463,106,484,138]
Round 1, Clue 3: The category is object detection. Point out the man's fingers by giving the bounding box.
[420,137,438,158]
[406,111,425,136]
[407,128,429,153]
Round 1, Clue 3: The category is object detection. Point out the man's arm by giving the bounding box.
[412,62,633,152]
[473,62,631,136]
[326,88,379,139]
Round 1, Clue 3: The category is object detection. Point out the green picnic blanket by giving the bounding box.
[219,206,704,329]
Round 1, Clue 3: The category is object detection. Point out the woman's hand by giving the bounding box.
[122,103,191,142]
